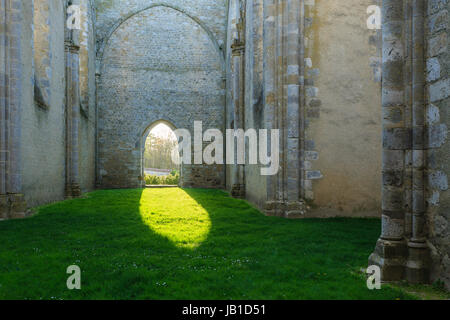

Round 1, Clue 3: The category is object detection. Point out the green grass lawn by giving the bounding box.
[0,188,415,300]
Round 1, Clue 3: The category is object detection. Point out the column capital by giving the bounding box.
[231,39,245,56]
[65,41,80,53]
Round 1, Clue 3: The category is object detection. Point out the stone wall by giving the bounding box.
[94,0,227,51]
[303,0,382,215]
[0,0,28,218]
[96,2,227,188]
[7,0,97,208]
[242,0,266,208]
[426,0,450,290]
[20,0,66,207]
[226,0,383,216]
[78,0,97,194]
[367,0,449,287]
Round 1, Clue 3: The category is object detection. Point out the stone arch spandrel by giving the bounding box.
[97,5,225,189]
[94,0,228,58]
[97,2,226,70]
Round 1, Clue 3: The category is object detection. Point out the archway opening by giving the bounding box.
[142,122,180,186]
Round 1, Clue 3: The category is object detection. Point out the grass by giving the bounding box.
[392,281,450,300]
[0,188,417,300]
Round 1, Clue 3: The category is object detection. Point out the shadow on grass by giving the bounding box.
[0,188,415,300]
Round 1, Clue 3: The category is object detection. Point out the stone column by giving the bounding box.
[0,0,7,201]
[0,0,27,219]
[406,0,429,283]
[284,0,305,217]
[263,0,277,207]
[275,0,284,207]
[231,0,246,198]
[369,0,431,285]
[369,0,408,281]
[95,64,101,189]
[64,1,81,198]
[262,0,306,217]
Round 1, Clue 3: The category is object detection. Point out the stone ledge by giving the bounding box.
[264,200,307,218]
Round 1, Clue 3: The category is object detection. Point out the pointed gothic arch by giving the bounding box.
[97,3,225,72]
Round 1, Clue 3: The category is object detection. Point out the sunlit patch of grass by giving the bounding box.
[139,189,211,249]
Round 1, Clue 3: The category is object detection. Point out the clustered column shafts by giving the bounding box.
[64,0,81,198]
[95,67,101,189]
[369,0,408,281]
[298,1,306,201]
[262,0,277,205]
[285,0,301,205]
[0,0,27,219]
[406,0,429,283]
[369,0,430,283]
[231,0,246,198]
[0,0,7,198]
[262,0,305,217]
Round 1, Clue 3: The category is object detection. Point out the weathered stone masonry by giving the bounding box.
[426,0,449,289]
[226,0,307,216]
[96,1,227,189]
[369,0,450,288]
[229,0,449,287]
[0,0,27,219]
[227,0,387,216]
[65,0,83,198]
[1,0,96,211]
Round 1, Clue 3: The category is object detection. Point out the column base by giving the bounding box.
[406,241,430,284]
[264,200,307,218]
[65,183,82,198]
[0,194,28,220]
[0,195,9,220]
[231,184,246,198]
[368,238,407,282]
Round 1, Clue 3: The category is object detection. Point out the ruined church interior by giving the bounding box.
[0,0,449,298]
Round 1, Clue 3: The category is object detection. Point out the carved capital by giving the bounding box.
[65,40,80,53]
[231,39,245,56]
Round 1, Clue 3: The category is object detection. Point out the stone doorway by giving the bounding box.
[141,120,181,187]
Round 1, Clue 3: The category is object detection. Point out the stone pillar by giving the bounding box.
[262,0,306,217]
[0,0,27,220]
[231,0,246,198]
[262,0,277,208]
[64,1,81,198]
[284,0,304,217]
[370,0,431,285]
[0,0,7,200]
[369,0,408,281]
[95,62,101,189]
[406,0,429,283]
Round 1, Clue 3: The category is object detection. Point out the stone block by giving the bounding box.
[383,127,412,150]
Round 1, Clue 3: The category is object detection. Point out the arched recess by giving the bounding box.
[97,3,225,71]
[97,4,226,189]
